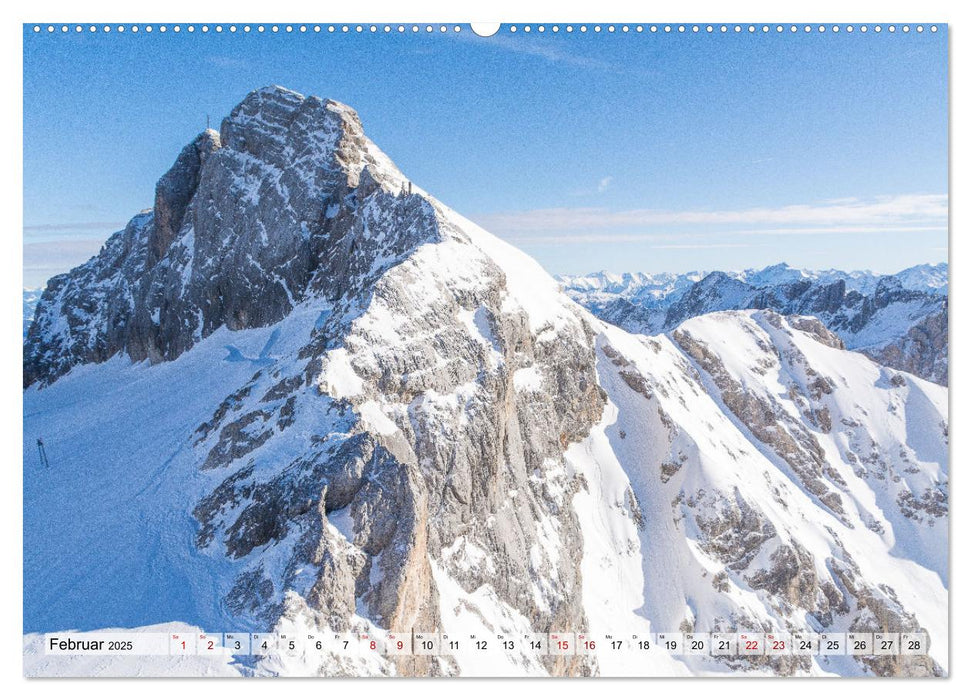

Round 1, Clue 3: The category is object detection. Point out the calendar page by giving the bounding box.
[21,17,948,679]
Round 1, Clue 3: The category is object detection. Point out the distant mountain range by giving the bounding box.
[22,288,42,337]
[559,263,948,385]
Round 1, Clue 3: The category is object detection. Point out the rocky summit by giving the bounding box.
[24,87,948,677]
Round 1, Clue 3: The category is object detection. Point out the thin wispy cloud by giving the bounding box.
[474,194,948,243]
[451,31,618,72]
[507,233,760,246]
[24,221,126,233]
[728,225,945,236]
[207,55,252,70]
[511,232,679,246]
[652,243,756,250]
[570,175,615,198]
[23,238,106,287]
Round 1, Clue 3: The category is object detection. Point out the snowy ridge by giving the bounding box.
[560,263,948,385]
[24,87,947,677]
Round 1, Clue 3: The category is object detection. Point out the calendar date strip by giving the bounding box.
[43,630,930,658]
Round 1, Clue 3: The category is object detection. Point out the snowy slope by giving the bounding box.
[23,87,947,678]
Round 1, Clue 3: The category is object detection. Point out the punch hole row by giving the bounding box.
[31,24,941,35]
[31,24,465,34]
[507,24,937,34]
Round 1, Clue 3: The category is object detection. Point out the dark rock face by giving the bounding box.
[25,213,146,386]
[150,129,221,267]
[867,301,948,385]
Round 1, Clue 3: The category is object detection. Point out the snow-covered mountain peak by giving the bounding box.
[733,261,806,287]
[894,262,949,294]
[24,87,428,386]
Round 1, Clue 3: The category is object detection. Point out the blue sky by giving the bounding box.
[23,24,948,287]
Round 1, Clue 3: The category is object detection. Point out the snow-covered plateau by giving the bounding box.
[24,86,947,678]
